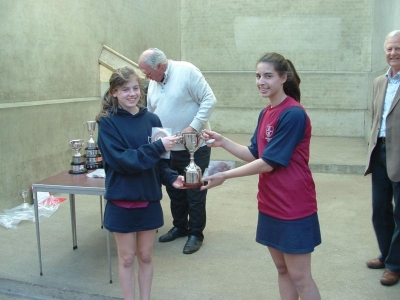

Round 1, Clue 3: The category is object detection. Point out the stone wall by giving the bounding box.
[180,0,400,137]
[0,0,180,209]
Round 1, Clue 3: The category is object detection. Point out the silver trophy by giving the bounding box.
[177,132,205,188]
[19,189,30,209]
[82,121,103,170]
[68,139,87,174]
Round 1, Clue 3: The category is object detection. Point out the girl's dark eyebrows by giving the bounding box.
[256,71,273,75]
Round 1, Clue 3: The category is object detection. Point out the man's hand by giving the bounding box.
[182,126,197,133]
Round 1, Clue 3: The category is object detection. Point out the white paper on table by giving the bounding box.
[86,169,106,178]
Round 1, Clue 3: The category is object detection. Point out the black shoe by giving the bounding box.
[158,227,188,243]
[183,235,203,254]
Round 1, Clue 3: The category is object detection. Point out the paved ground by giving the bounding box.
[0,135,399,299]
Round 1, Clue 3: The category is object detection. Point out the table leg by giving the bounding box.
[34,189,43,276]
[106,229,113,284]
[69,194,78,250]
[100,196,104,229]
[104,197,113,283]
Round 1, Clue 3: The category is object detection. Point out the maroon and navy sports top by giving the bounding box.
[248,96,317,220]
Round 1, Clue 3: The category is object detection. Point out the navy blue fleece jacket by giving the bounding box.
[97,107,178,201]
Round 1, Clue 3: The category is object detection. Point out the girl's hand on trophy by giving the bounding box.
[172,176,186,189]
[200,172,226,190]
[161,136,179,151]
[202,130,223,147]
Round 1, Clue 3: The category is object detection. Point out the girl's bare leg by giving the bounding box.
[269,247,299,300]
[269,247,321,300]
[136,229,157,300]
[114,232,136,300]
[284,252,320,300]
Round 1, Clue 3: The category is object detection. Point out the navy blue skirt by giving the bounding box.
[104,201,164,233]
[256,212,321,254]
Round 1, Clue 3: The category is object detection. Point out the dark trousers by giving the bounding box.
[166,146,211,241]
[371,139,400,271]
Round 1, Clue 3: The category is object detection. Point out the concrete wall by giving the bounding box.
[0,0,180,209]
[180,0,399,137]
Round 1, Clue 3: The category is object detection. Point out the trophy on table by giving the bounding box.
[68,139,87,174]
[82,121,103,170]
[176,131,206,188]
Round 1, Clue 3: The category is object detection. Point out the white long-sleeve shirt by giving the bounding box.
[147,60,217,151]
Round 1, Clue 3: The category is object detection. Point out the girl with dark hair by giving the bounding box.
[96,67,185,300]
[201,53,321,299]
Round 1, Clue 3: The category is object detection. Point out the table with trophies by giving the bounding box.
[31,121,114,283]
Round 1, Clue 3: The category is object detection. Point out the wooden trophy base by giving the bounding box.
[183,182,203,189]
[69,163,88,175]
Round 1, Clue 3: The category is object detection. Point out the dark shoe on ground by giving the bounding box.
[158,227,188,243]
[366,258,385,269]
[183,235,203,254]
[380,269,400,286]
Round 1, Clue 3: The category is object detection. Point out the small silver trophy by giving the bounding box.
[82,121,103,170]
[177,132,205,188]
[19,189,30,209]
[68,139,87,174]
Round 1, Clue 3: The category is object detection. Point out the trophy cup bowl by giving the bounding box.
[177,132,204,188]
[70,139,84,157]
[83,121,97,146]
[69,139,87,174]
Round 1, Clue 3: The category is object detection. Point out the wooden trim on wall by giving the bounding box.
[99,45,139,71]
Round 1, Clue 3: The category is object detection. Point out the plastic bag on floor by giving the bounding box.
[203,160,235,177]
[0,193,66,229]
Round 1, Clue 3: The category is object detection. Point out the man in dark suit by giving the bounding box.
[365,30,400,286]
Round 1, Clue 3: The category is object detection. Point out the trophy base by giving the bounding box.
[83,153,102,170]
[183,182,203,189]
[85,162,103,170]
[69,162,88,175]
[84,147,101,157]
[69,169,88,175]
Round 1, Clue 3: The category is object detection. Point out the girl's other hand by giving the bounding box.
[161,136,179,151]
[200,172,226,190]
[172,175,186,189]
[202,130,223,147]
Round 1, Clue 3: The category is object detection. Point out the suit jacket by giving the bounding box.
[365,73,400,181]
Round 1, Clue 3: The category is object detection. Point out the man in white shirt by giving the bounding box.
[139,48,217,254]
